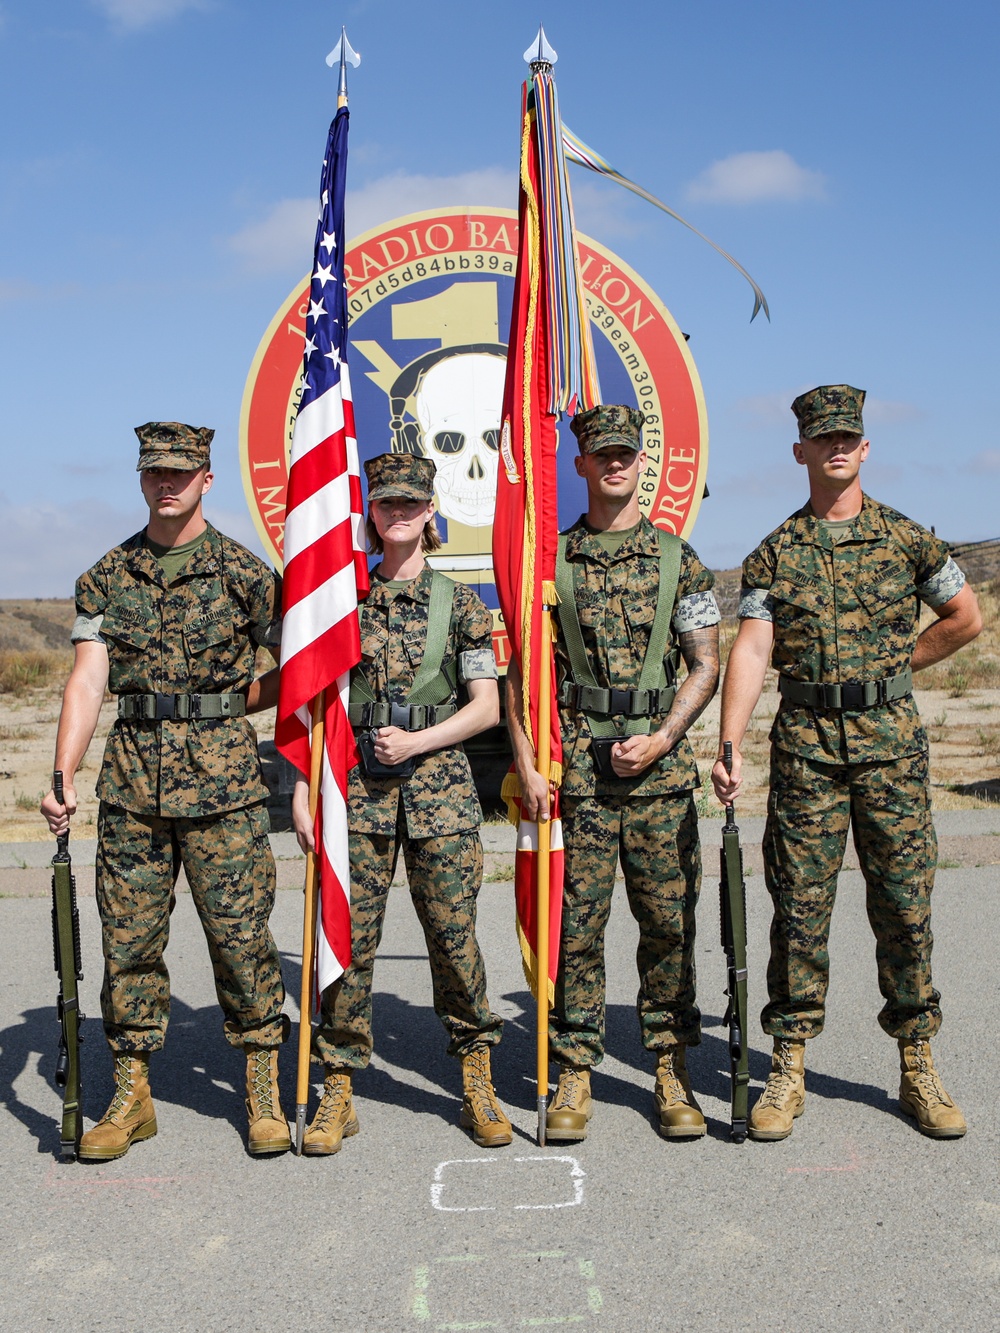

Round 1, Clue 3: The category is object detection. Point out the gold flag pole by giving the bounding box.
[535,606,554,1145]
[294,691,325,1154]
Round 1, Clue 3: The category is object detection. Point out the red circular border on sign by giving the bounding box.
[240,207,707,568]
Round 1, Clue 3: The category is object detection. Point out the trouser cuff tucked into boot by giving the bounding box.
[749,1039,806,1142]
[898,1039,967,1139]
[303,1072,359,1156]
[460,1047,512,1148]
[245,1048,291,1156]
[654,1047,706,1139]
[546,1067,593,1142]
[79,1052,157,1163]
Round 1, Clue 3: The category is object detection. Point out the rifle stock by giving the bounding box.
[51,770,83,1160]
[719,742,750,1142]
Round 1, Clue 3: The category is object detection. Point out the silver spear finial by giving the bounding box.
[523,25,557,73]
[326,27,361,107]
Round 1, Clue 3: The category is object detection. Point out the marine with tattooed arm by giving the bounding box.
[507,404,720,1141]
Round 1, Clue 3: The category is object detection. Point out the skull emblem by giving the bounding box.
[413,352,506,528]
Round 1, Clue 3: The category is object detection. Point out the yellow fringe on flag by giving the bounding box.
[516,919,556,1006]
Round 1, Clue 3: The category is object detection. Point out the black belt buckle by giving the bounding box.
[839,681,876,711]
[153,692,175,720]
[390,701,412,730]
[607,687,637,716]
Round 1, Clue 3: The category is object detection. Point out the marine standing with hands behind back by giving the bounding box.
[713,385,981,1141]
[507,405,721,1141]
[292,452,512,1154]
[41,422,291,1160]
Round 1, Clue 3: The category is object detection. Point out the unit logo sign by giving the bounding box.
[240,206,707,655]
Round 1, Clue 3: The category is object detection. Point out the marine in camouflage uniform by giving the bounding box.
[297,453,511,1154]
[713,385,981,1140]
[41,422,290,1160]
[507,405,721,1142]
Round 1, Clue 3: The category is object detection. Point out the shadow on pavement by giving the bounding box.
[0,999,273,1159]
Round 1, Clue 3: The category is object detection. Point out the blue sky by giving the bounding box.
[1,0,997,595]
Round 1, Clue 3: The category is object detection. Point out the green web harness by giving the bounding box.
[555,527,682,740]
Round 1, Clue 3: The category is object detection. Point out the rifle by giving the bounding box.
[719,742,749,1142]
[50,770,84,1160]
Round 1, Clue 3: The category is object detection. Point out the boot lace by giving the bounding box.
[907,1041,951,1108]
[313,1076,351,1129]
[551,1069,588,1112]
[103,1054,138,1122]
[248,1050,276,1119]
[757,1042,800,1110]
[463,1048,502,1123]
[656,1053,687,1104]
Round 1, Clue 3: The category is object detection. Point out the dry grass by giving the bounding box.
[916,578,1000,693]
[0,650,71,696]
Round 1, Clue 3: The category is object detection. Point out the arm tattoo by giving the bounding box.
[657,625,720,747]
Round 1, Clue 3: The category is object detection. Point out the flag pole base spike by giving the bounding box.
[294,1104,307,1156]
[537,1095,548,1147]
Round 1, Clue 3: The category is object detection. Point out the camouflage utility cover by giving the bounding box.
[570,403,645,454]
[364,451,436,501]
[348,566,497,838]
[739,495,960,764]
[135,421,214,471]
[555,515,718,800]
[791,385,865,440]
[73,524,281,816]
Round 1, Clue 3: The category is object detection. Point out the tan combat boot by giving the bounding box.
[749,1038,806,1142]
[245,1048,292,1156]
[898,1038,967,1139]
[79,1053,157,1162]
[654,1046,706,1139]
[302,1072,359,1156]
[459,1046,513,1147]
[545,1067,593,1142]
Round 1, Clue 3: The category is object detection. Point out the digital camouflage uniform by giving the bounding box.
[740,494,966,1040]
[73,522,286,1052]
[312,566,504,1069]
[552,515,720,1068]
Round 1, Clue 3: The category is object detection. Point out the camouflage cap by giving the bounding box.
[791,385,866,440]
[365,452,437,502]
[570,404,646,454]
[135,421,214,471]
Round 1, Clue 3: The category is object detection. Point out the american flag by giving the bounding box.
[276,105,368,992]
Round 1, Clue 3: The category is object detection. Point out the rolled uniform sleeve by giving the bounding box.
[672,542,720,633]
[71,612,107,644]
[916,555,965,609]
[738,540,778,621]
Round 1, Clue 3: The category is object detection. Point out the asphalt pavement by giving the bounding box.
[2,817,998,1331]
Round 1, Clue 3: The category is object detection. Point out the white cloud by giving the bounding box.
[228,198,316,275]
[0,496,137,598]
[91,0,210,30]
[968,451,1000,475]
[0,279,42,302]
[734,391,921,431]
[228,168,517,275]
[685,150,826,204]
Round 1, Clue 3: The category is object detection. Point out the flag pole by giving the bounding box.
[294,690,325,1154]
[535,607,554,1145]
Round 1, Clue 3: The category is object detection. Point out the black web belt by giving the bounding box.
[118,692,247,721]
[778,669,913,711]
[348,701,458,731]
[559,682,677,717]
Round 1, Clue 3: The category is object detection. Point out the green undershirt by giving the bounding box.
[145,529,209,583]
[818,517,856,544]
[585,519,641,556]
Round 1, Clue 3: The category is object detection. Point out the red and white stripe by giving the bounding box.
[276,366,368,992]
